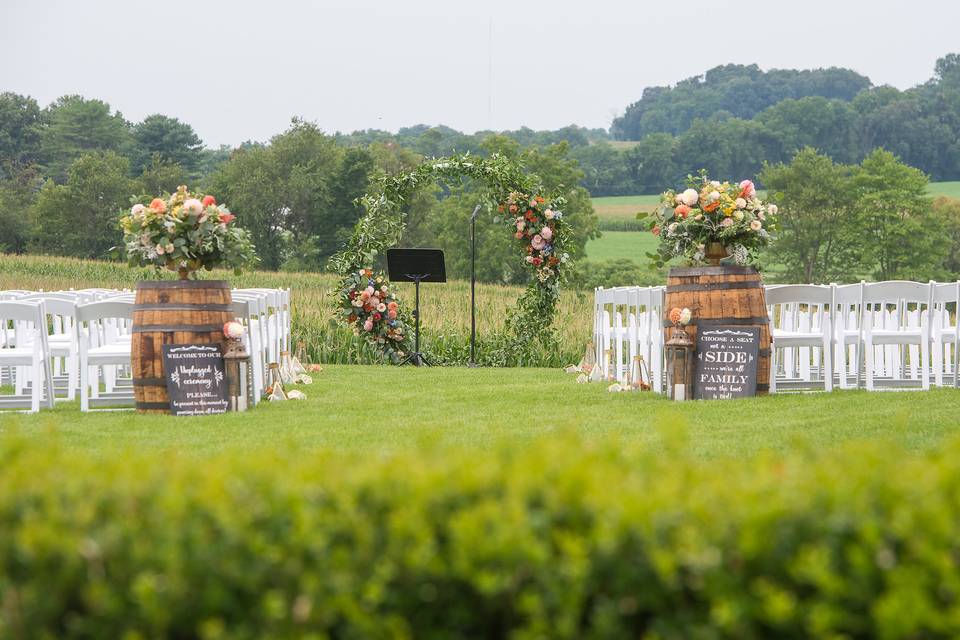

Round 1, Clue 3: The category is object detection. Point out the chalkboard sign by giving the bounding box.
[161,344,229,415]
[693,325,760,400]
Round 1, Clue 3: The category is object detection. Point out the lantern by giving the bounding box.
[223,339,251,411]
[665,307,694,401]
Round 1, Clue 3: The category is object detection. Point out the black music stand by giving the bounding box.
[387,248,446,366]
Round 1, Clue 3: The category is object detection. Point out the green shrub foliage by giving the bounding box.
[2,432,960,638]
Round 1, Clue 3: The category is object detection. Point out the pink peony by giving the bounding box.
[541,226,553,241]
[369,296,380,308]
[363,319,374,331]
[183,198,203,215]
[680,188,699,207]
[223,321,244,339]
[721,217,734,227]
[364,286,375,296]
[130,203,145,216]
[531,234,545,250]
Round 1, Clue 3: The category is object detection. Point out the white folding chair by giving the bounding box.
[831,283,864,389]
[766,285,833,393]
[76,300,134,411]
[930,281,960,388]
[0,300,55,413]
[231,298,265,406]
[860,281,931,391]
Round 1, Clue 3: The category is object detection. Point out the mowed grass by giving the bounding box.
[2,365,959,458]
[930,181,960,200]
[586,230,657,262]
[591,194,661,220]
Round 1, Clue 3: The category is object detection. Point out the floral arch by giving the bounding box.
[328,153,573,364]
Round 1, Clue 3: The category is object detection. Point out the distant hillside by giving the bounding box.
[611,64,872,140]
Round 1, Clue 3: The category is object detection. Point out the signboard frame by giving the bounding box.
[693,323,761,400]
[161,343,230,415]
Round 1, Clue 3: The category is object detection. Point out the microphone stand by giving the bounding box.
[469,204,481,367]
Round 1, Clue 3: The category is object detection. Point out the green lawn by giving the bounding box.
[2,365,958,458]
[585,230,656,262]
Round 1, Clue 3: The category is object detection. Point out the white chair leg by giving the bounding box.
[770,343,778,394]
[30,358,41,413]
[80,363,89,412]
[864,339,874,391]
[932,339,944,387]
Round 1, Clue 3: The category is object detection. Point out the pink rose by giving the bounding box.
[541,226,553,241]
[363,319,374,331]
[388,309,397,319]
[377,303,386,312]
[531,234,545,250]
[739,180,756,198]
[751,220,762,231]
[721,217,734,227]
[516,219,524,231]
[369,296,380,308]
[183,198,203,215]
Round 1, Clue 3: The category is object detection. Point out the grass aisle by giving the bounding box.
[2,365,958,457]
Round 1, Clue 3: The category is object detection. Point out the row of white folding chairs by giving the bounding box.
[594,286,665,392]
[595,281,959,393]
[0,287,292,412]
[770,281,959,391]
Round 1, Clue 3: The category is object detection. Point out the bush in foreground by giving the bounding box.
[2,430,960,638]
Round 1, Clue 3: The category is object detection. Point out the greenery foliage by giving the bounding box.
[6,429,960,637]
[330,153,575,363]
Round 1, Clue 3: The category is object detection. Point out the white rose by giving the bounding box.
[735,197,746,209]
[709,191,720,202]
[710,180,721,187]
[668,222,678,235]
[751,220,762,231]
[679,308,692,324]
[681,188,699,207]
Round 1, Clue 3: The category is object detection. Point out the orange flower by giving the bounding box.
[703,201,720,213]
[669,307,682,324]
[149,198,166,213]
[535,196,545,204]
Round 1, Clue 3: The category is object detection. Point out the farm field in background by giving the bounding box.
[585,230,657,262]
[3,365,959,457]
[0,254,592,367]
[930,181,960,199]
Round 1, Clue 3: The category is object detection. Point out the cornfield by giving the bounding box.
[0,255,593,367]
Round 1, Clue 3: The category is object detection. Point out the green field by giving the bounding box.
[930,181,960,199]
[591,194,662,220]
[585,230,657,262]
[3,366,959,457]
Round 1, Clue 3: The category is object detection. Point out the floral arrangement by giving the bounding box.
[669,307,692,327]
[643,174,779,266]
[223,321,245,340]
[121,185,257,278]
[500,192,571,284]
[337,268,410,362]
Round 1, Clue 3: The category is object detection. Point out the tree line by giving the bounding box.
[0,94,599,281]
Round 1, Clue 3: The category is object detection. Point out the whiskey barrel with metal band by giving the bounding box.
[131,280,234,413]
[664,265,771,393]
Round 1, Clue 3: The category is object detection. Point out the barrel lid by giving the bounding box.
[668,265,759,277]
[135,280,231,289]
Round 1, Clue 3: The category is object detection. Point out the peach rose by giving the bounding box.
[149,198,166,213]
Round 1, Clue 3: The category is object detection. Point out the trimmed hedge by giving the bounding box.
[3,432,960,638]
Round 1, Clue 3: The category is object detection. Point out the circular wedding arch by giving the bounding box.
[329,153,574,364]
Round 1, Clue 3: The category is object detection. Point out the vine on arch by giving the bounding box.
[328,153,574,364]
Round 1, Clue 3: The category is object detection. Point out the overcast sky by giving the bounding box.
[2,0,958,147]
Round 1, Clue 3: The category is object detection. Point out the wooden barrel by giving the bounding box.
[132,280,234,414]
[664,265,771,394]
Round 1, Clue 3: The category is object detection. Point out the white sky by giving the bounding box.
[2,0,958,146]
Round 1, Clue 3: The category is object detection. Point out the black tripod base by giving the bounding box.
[400,351,433,367]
